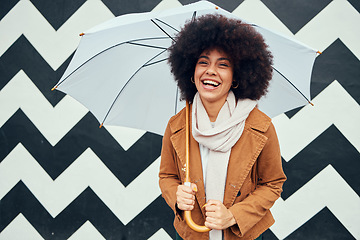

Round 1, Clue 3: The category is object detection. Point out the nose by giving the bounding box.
[206,65,216,76]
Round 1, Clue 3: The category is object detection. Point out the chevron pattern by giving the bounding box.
[1,0,359,239]
[271,165,360,239]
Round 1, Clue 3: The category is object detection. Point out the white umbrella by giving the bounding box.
[53,0,319,136]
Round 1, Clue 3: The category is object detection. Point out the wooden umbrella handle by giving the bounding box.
[184,101,211,233]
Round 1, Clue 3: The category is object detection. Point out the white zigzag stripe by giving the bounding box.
[0,144,161,225]
[0,214,44,240]
[148,229,173,240]
[233,0,360,59]
[0,70,145,150]
[0,0,114,70]
[295,0,360,60]
[152,0,182,11]
[270,165,360,239]
[0,70,88,146]
[68,221,106,240]
[273,80,360,161]
[233,0,295,36]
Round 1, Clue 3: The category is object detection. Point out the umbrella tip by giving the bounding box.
[79,32,85,36]
[215,6,219,9]
[317,50,322,55]
[51,86,57,91]
[99,123,103,128]
[309,101,314,106]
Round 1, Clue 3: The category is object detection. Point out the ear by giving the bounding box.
[231,80,239,89]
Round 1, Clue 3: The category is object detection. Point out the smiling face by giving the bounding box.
[194,48,234,108]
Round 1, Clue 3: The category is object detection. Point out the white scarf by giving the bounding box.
[192,91,257,240]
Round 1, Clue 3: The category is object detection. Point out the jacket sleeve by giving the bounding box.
[229,123,286,237]
[159,122,183,218]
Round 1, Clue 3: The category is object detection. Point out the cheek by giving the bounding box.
[222,72,234,87]
[194,66,203,79]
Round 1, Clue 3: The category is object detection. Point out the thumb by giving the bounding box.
[190,183,198,192]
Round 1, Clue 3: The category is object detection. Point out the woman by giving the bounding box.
[159,14,286,240]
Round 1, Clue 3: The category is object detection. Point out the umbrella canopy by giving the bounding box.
[53,0,318,136]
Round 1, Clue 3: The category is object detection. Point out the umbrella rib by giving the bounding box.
[150,11,198,40]
[101,49,168,125]
[54,37,169,89]
[143,58,167,67]
[151,19,176,42]
[250,23,313,105]
[128,42,167,50]
[191,11,197,22]
[272,67,313,104]
[150,10,200,42]
[153,18,180,33]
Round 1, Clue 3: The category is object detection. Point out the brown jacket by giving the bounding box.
[159,106,286,240]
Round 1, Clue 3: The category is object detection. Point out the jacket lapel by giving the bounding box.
[169,108,207,215]
[189,133,207,212]
[223,109,270,207]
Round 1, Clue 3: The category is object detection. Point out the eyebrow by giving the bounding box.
[198,56,231,62]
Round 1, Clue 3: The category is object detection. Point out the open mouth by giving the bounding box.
[202,79,220,87]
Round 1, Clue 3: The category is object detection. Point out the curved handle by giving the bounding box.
[184,210,211,232]
[184,101,211,233]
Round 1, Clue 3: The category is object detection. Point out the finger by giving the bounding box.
[177,192,195,203]
[178,185,193,194]
[204,200,223,212]
[204,203,220,212]
[177,190,195,198]
[206,199,221,206]
[205,219,220,230]
[178,203,194,211]
[205,211,217,218]
[178,197,195,206]
[204,205,215,212]
[205,216,216,223]
[177,186,195,198]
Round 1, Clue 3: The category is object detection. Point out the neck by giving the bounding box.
[201,98,226,122]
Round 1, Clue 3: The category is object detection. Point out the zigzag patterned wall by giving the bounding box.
[0,0,359,239]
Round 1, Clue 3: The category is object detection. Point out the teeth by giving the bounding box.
[203,80,220,87]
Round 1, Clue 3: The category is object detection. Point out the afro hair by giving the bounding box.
[168,14,273,103]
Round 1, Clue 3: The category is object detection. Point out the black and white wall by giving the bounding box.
[0,0,359,239]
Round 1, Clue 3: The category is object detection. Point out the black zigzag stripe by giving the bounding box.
[348,0,360,12]
[285,39,360,118]
[262,229,280,240]
[0,110,162,187]
[311,39,360,103]
[285,207,356,240]
[0,0,19,21]
[261,0,332,34]
[101,0,162,17]
[0,182,175,240]
[281,125,360,200]
[29,0,86,30]
[0,36,70,106]
[178,0,245,12]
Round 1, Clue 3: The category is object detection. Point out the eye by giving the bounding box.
[197,60,208,65]
[219,62,230,67]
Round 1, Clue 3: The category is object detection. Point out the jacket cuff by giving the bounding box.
[228,207,243,237]
[175,203,185,221]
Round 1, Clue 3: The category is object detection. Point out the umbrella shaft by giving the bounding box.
[185,101,190,182]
